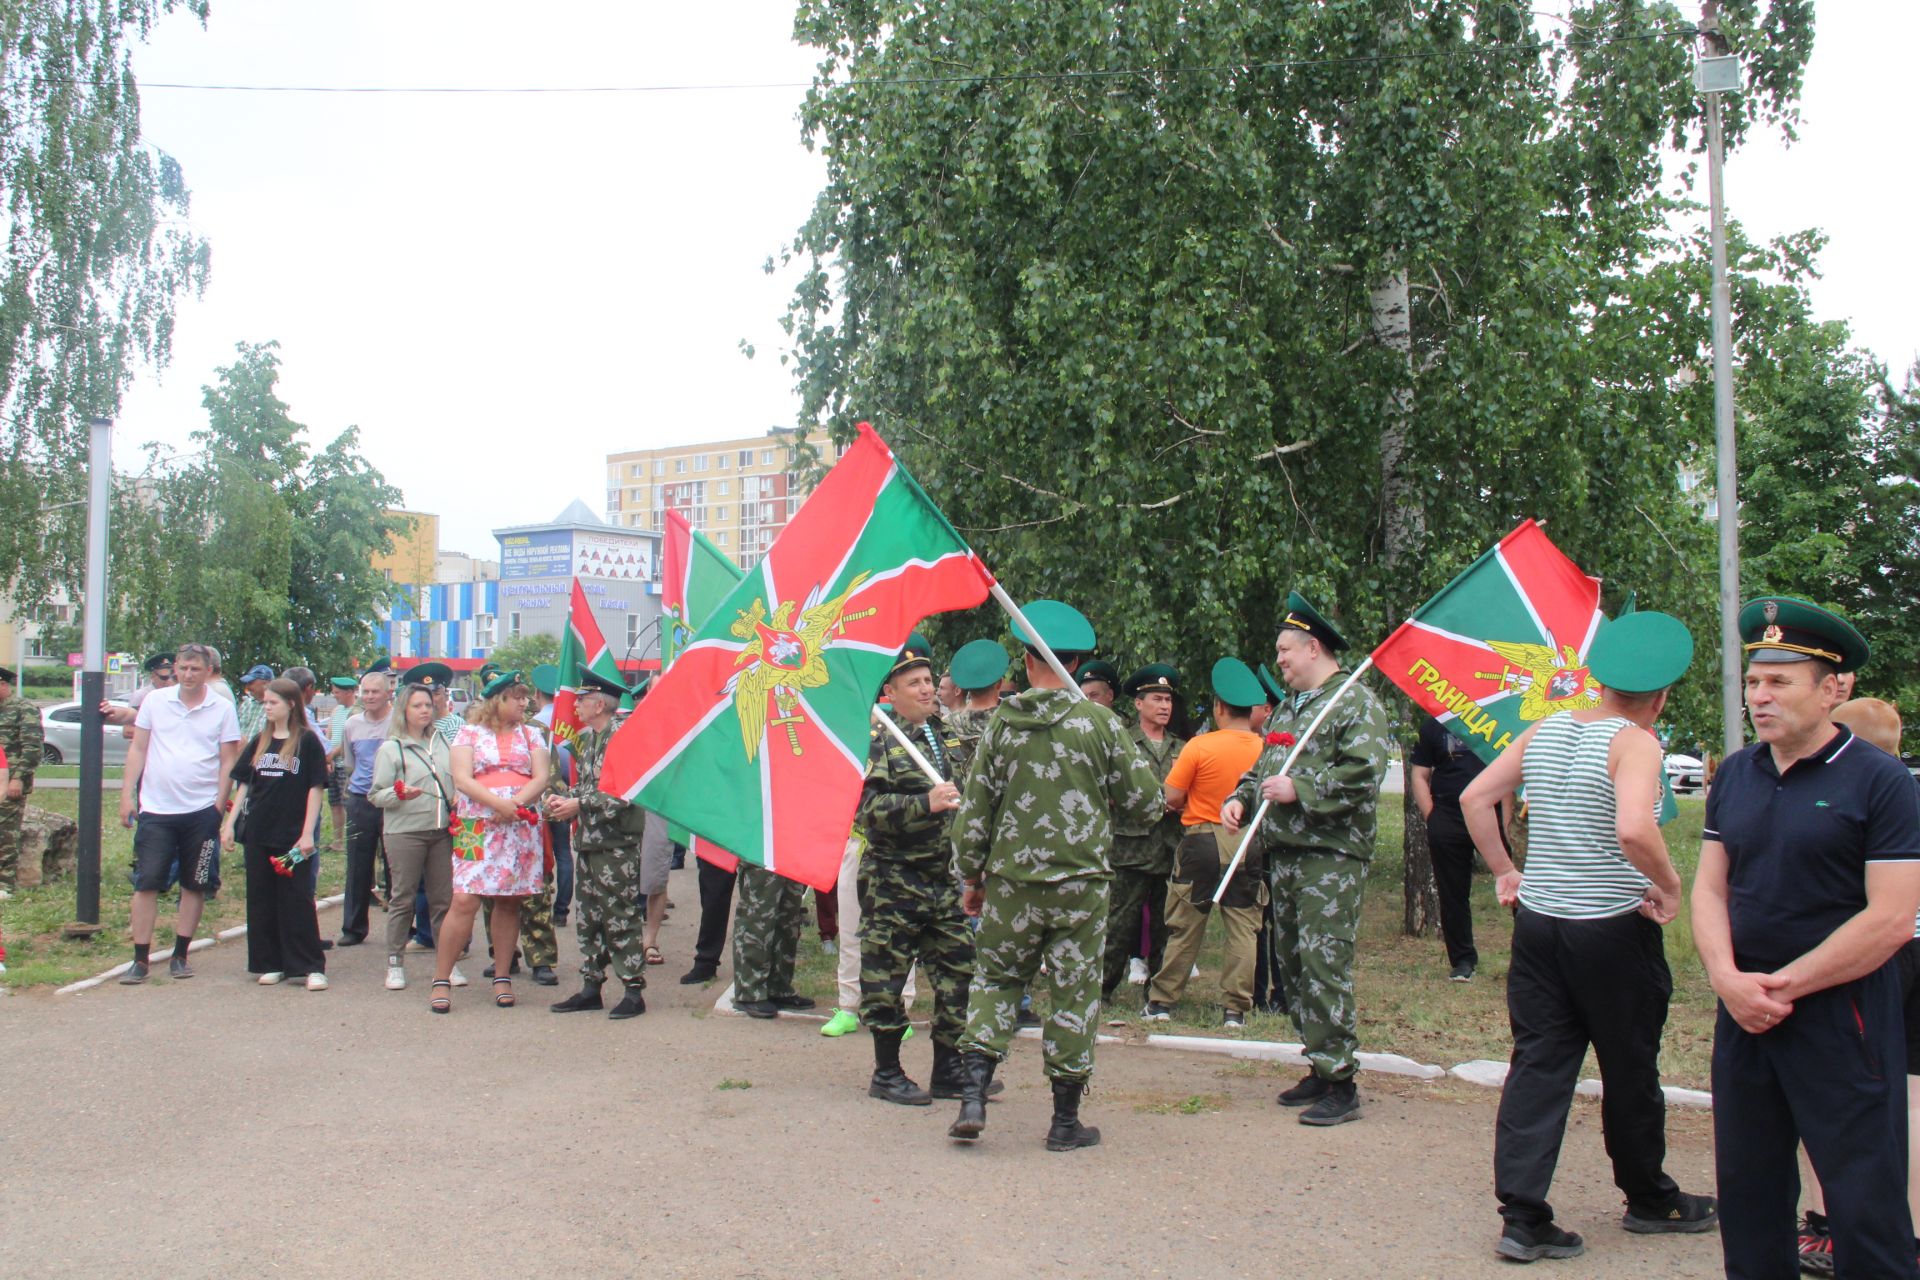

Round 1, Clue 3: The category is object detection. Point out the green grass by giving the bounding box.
[2,790,347,988]
[715,1078,754,1091]
[785,796,1719,1090]
[32,765,125,781]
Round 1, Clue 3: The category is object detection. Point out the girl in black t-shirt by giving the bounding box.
[223,678,330,989]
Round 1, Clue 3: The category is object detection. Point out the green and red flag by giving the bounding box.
[551,577,625,752]
[659,508,748,862]
[599,422,995,890]
[1371,520,1605,765]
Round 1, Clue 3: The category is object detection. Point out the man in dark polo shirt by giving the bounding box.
[1411,715,1509,982]
[1693,596,1920,1279]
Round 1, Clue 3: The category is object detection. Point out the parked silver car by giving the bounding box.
[39,700,132,766]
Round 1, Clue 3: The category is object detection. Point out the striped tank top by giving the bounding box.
[1517,714,1657,920]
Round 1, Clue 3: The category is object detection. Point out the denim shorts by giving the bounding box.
[132,806,223,893]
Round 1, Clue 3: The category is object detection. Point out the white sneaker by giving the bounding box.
[449,964,469,988]
[257,972,286,986]
[385,959,407,990]
[306,973,329,991]
[1126,957,1148,985]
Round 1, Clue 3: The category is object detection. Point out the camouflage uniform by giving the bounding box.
[954,689,1163,1082]
[1102,726,1184,997]
[858,712,974,1045]
[1229,669,1391,1082]
[732,861,807,1003]
[562,724,649,987]
[0,687,44,889]
[946,705,997,751]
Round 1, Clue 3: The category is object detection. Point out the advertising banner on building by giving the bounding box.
[501,529,572,579]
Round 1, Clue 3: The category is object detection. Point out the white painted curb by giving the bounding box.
[54,893,346,996]
[711,983,1121,1044]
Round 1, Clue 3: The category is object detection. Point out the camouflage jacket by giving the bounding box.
[1230,669,1391,862]
[860,710,973,869]
[0,692,43,787]
[1111,726,1185,872]
[946,705,997,751]
[564,724,642,852]
[953,688,1164,886]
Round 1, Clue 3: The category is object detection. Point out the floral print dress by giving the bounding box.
[451,723,542,896]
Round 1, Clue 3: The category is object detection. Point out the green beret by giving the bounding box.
[1256,664,1286,705]
[1077,659,1120,691]
[1122,663,1180,698]
[1279,591,1348,653]
[577,668,626,700]
[529,663,560,696]
[401,661,454,691]
[1209,657,1266,708]
[950,639,1010,692]
[476,661,502,683]
[482,669,526,699]
[328,676,357,691]
[1739,596,1869,673]
[1010,600,1096,655]
[1587,611,1694,694]
[144,651,176,673]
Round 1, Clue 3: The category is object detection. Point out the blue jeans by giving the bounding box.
[549,820,574,917]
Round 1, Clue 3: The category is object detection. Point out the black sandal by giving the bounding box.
[493,977,515,1008]
[430,979,451,1014]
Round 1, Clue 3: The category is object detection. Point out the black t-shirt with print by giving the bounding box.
[230,731,329,849]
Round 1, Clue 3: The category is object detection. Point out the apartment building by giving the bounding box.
[604,426,834,564]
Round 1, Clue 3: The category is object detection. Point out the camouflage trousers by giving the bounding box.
[857,856,973,1045]
[575,842,648,988]
[960,875,1109,1084]
[731,862,806,1003]
[0,791,25,889]
[483,871,558,968]
[1100,866,1168,997]
[1271,849,1366,1081]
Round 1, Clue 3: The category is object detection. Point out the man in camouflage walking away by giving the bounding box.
[859,642,978,1105]
[544,670,649,1020]
[1103,663,1185,999]
[0,665,44,892]
[948,601,1163,1151]
[1224,593,1391,1126]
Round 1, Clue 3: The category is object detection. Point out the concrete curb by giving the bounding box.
[710,984,1123,1044]
[53,893,346,996]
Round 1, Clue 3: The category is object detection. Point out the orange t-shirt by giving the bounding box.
[1165,729,1264,826]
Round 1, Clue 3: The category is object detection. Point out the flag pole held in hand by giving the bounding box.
[1213,657,1375,904]
[870,705,946,785]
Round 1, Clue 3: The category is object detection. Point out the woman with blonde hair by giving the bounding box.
[372,676,458,992]
[431,670,549,1012]
[221,677,329,990]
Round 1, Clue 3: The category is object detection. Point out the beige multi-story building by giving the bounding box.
[604,427,834,565]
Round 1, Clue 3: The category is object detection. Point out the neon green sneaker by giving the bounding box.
[821,1009,859,1037]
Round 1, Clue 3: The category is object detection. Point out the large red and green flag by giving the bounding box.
[659,509,747,860]
[1371,520,1604,765]
[551,577,625,752]
[599,422,995,890]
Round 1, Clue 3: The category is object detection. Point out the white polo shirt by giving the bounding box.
[134,684,242,815]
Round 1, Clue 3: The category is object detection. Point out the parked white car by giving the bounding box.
[39,700,132,766]
[1664,753,1705,793]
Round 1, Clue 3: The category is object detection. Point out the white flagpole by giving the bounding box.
[1212,656,1375,903]
[871,705,947,785]
[987,581,1086,699]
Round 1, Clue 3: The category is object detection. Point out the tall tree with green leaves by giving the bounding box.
[781,0,1814,932]
[0,0,212,609]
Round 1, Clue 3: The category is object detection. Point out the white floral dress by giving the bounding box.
[451,724,542,896]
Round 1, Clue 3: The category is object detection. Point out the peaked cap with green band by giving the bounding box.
[1739,596,1869,673]
[951,638,1011,691]
[1256,664,1285,705]
[144,651,175,673]
[1010,599,1096,655]
[476,661,502,684]
[401,661,454,690]
[482,668,526,698]
[528,663,560,696]
[889,631,935,680]
[1078,659,1120,691]
[1279,590,1348,653]
[1122,663,1180,698]
[577,668,628,700]
[1209,657,1266,708]
[1587,611,1694,694]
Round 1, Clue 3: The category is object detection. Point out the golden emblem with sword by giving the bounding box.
[728,572,878,761]
[1475,640,1601,720]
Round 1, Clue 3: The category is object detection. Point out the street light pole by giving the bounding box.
[1699,20,1743,760]
[69,416,112,933]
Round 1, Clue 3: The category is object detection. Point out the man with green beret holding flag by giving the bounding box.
[1462,609,1715,1262]
[1692,597,1920,1279]
[1224,592,1392,1125]
[946,601,1163,1151]
[1102,663,1185,1000]
[947,638,1011,747]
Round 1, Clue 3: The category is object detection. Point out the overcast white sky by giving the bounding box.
[117,2,1917,557]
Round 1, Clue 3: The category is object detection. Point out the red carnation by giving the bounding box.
[1266,731,1296,747]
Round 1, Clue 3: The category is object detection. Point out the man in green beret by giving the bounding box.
[1102,663,1186,1000]
[857,641,977,1104]
[1462,611,1714,1261]
[1077,659,1120,709]
[544,669,650,1020]
[946,601,1164,1151]
[947,638,1011,748]
[0,664,44,891]
[1223,593,1392,1125]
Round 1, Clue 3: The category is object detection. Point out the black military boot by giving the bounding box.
[608,983,648,1020]
[550,981,604,1013]
[868,1028,932,1106]
[930,1042,1005,1100]
[947,1053,997,1139]
[1044,1079,1101,1151]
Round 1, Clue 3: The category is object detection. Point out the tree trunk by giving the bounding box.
[1399,757,1440,936]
